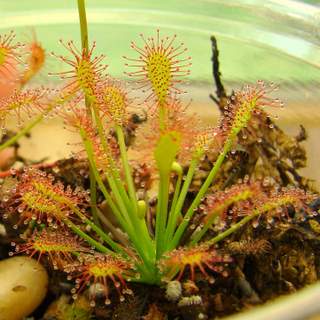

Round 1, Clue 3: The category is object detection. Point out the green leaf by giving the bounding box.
[154,131,181,175]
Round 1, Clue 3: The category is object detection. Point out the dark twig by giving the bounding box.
[209,35,227,107]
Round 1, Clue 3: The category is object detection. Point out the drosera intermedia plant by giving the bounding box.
[0,0,318,307]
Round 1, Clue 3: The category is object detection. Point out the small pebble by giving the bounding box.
[0,256,48,320]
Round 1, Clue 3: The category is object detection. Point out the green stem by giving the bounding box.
[93,170,151,262]
[189,211,220,246]
[169,172,183,218]
[63,218,111,254]
[105,174,134,230]
[77,0,89,52]
[0,114,43,152]
[77,0,105,233]
[91,103,128,205]
[115,125,137,207]
[105,173,155,260]
[70,205,125,255]
[89,167,100,226]
[159,103,166,131]
[155,172,170,258]
[165,157,198,249]
[80,128,127,228]
[169,138,233,250]
[115,179,132,212]
[80,128,155,266]
[205,211,259,246]
[91,102,109,154]
[95,208,130,246]
[112,130,150,252]
[205,197,297,247]
[115,125,155,258]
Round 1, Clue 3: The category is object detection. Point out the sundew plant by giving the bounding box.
[0,0,318,306]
